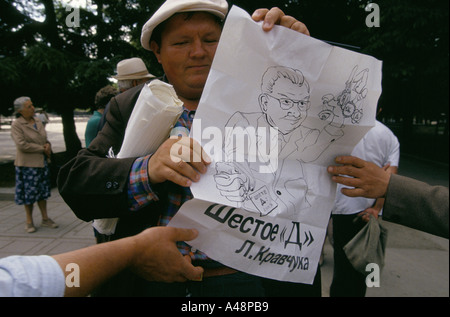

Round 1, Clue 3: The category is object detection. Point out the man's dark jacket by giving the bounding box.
[58,82,164,240]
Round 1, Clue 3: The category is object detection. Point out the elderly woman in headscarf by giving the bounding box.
[10,97,58,233]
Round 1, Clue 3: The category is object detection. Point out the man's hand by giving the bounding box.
[327,156,391,199]
[130,227,204,283]
[252,7,310,35]
[357,207,380,223]
[54,226,204,296]
[148,136,211,187]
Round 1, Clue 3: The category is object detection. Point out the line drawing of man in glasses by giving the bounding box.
[214,65,349,217]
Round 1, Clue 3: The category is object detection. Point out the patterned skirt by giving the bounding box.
[15,161,51,205]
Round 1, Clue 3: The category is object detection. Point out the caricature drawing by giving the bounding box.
[213,65,368,217]
[214,66,343,216]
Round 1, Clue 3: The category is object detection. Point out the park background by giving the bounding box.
[1,0,448,179]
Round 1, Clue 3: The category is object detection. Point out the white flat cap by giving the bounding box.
[112,57,155,80]
[141,0,229,51]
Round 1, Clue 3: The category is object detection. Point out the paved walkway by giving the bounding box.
[0,188,95,259]
[0,115,448,296]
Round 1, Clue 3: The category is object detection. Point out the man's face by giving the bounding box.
[260,77,310,135]
[150,12,222,107]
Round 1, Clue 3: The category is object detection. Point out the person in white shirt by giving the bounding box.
[0,227,203,297]
[329,119,399,297]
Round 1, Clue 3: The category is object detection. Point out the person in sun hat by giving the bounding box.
[96,57,156,133]
[58,0,313,296]
[112,57,156,92]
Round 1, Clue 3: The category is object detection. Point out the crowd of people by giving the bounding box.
[1,0,448,297]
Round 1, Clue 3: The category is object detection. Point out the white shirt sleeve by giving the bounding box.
[0,255,65,297]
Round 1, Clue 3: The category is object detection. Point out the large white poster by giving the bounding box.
[169,6,382,284]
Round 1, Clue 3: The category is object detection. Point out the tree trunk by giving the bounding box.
[60,108,82,159]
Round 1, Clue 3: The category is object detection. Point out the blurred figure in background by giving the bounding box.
[330,117,399,297]
[85,85,118,148]
[113,57,155,93]
[35,109,50,127]
[96,57,155,132]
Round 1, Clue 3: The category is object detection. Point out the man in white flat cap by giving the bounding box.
[58,0,315,297]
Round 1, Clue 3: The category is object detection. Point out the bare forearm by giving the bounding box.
[52,237,135,297]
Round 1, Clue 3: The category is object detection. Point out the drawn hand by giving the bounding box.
[352,68,369,97]
[252,8,310,35]
[214,162,250,202]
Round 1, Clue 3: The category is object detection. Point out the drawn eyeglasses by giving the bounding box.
[266,94,310,111]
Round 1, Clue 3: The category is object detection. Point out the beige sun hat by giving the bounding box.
[112,58,155,80]
[141,0,229,51]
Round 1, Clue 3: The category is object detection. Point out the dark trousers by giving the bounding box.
[263,265,322,297]
[93,266,322,297]
[330,213,367,297]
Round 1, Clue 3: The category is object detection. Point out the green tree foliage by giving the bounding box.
[344,0,449,123]
[0,0,163,155]
[0,0,164,112]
